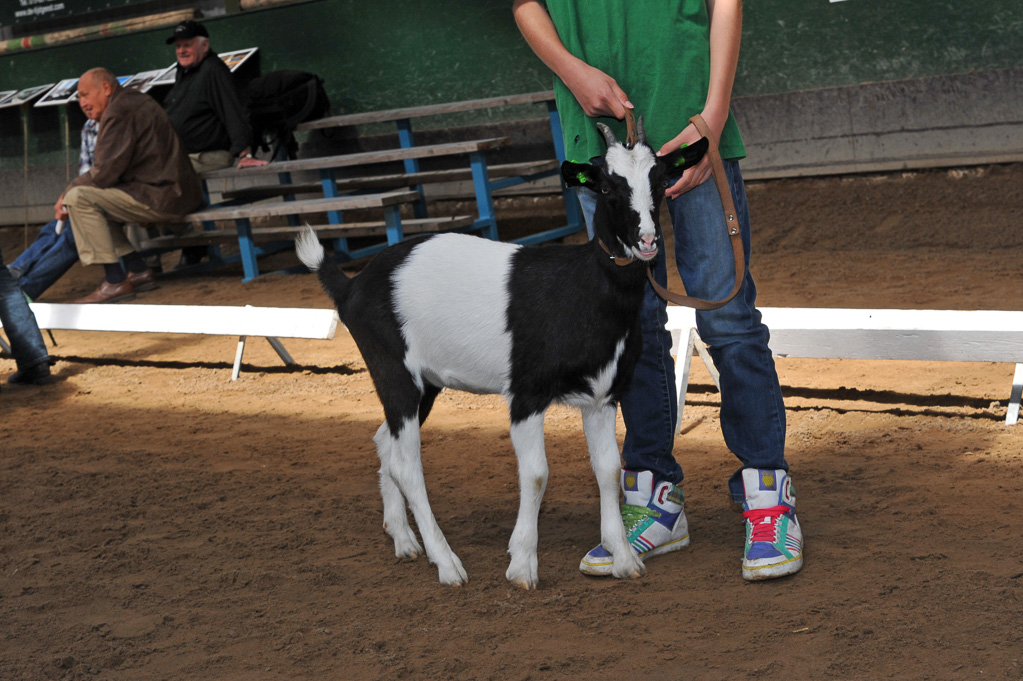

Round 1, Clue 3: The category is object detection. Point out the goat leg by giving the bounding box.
[583,404,646,579]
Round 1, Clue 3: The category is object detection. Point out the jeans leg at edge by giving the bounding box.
[669,161,788,502]
[0,249,49,370]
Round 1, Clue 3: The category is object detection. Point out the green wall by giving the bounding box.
[2,0,1022,172]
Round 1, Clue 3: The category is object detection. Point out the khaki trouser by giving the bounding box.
[63,186,180,265]
[125,151,234,250]
[189,150,234,175]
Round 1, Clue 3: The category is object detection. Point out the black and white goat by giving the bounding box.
[296,122,707,589]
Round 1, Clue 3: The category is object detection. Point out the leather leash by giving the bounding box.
[601,114,745,311]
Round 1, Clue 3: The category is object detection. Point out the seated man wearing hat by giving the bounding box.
[57,68,204,304]
[162,19,266,174]
[160,19,267,267]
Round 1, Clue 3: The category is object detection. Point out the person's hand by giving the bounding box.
[237,156,269,169]
[657,110,726,199]
[54,195,68,222]
[562,61,632,120]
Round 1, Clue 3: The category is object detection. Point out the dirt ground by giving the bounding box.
[2,164,1022,681]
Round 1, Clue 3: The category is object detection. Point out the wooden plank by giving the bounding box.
[143,215,476,247]
[666,307,1023,363]
[200,138,511,181]
[296,91,556,131]
[17,303,339,340]
[182,190,419,223]
[665,306,1023,432]
[220,160,561,202]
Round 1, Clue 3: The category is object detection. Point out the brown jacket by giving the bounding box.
[67,87,205,216]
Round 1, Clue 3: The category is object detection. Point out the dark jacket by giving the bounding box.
[66,87,204,216]
[163,51,252,156]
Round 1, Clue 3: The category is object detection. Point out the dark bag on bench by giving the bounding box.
[246,70,330,159]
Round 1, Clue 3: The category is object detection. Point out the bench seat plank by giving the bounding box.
[143,215,476,248]
[220,160,561,203]
[182,190,418,223]
[296,91,555,131]
[200,138,511,181]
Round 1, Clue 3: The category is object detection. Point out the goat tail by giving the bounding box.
[295,224,351,307]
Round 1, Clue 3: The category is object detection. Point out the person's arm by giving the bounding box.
[659,0,742,198]
[512,0,632,120]
[204,62,267,168]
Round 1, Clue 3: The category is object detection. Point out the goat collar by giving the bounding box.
[598,238,637,266]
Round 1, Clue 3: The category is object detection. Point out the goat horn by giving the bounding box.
[596,122,618,148]
[637,115,646,146]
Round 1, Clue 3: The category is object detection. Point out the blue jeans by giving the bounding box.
[0,247,50,371]
[10,218,79,300]
[576,160,787,502]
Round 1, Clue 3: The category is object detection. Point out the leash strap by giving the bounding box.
[646,114,745,311]
[625,108,639,148]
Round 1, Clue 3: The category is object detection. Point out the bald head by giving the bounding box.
[77,68,119,121]
[81,67,120,90]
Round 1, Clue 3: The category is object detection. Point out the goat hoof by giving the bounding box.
[438,557,468,586]
[440,573,469,587]
[612,560,646,580]
[509,577,538,591]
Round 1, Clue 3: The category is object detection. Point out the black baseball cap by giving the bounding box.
[166,20,209,44]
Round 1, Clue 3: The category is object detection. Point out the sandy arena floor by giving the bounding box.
[2,164,1022,680]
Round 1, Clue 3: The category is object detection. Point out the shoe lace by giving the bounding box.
[742,505,789,543]
[621,504,658,534]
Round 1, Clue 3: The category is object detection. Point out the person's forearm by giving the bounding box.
[513,0,631,119]
[704,0,742,137]
[513,0,583,83]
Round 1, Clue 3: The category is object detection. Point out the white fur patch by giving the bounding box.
[604,145,657,241]
[562,336,627,409]
[392,234,518,394]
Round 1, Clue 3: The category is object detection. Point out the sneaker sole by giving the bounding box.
[579,534,691,576]
[742,554,803,581]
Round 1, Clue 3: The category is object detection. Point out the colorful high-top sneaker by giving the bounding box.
[741,468,803,581]
[579,469,690,576]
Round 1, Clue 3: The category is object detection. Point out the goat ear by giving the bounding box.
[659,137,710,178]
[561,161,601,188]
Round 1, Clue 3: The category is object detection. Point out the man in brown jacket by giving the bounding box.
[57,68,204,303]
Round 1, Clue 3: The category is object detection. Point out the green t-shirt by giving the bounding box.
[544,0,746,162]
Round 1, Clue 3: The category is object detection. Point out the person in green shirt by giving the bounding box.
[515,0,803,582]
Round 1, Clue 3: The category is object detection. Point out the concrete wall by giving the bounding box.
[737,68,1023,180]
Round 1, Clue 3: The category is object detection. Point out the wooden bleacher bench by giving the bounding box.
[291,91,583,247]
[166,139,514,282]
[149,187,477,282]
